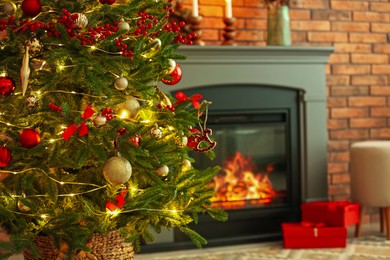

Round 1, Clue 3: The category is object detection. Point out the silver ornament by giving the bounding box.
[150,125,163,140]
[93,115,107,127]
[75,13,88,29]
[26,38,43,57]
[103,156,132,186]
[156,165,169,177]
[117,96,140,119]
[25,95,38,108]
[4,2,16,15]
[114,76,128,90]
[118,21,130,31]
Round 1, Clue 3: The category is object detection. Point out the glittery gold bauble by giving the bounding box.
[103,156,132,186]
[4,2,17,14]
[75,13,88,29]
[150,127,163,140]
[156,165,169,177]
[175,136,188,148]
[182,159,192,171]
[117,96,140,119]
[18,200,31,212]
[114,76,128,90]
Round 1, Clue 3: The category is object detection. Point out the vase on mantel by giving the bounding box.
[266,2,291,46]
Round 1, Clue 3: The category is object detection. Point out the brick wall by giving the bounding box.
[179,0,390,222]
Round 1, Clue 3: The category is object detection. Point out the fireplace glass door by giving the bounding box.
[193,111,289,211]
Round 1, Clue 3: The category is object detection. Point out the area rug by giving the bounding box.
[135,234,390,260]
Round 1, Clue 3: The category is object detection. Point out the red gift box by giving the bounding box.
[282,222,347,249]
[301,201,360,227]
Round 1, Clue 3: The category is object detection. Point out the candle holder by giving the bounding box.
[222,17,236,46]
[189,16,205,46]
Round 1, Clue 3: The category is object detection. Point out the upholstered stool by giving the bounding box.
[350,141,390,239]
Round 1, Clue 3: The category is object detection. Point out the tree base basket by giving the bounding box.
[23,230,134,260]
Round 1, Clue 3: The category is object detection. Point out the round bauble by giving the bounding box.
[75,13,88,29]
[175,136,188,148]
[114,76,128,90]
[4,2,17,15]
[26,38,43,57]
[182,159,192,171]
[19,128,40,149]
[21,0,42,17]
[156,165,169,177]
[0,146,12,167]
[0,76,16,97]
[165,59,177,75]
[117,96,140,119]
[150,127,163,140]
[162,63,182,85]
[117,21,130,31]
[93,115,107,127]
[129,134,141,147]
[103,156,132,185]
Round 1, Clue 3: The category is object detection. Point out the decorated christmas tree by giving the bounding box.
[0,0,226,258]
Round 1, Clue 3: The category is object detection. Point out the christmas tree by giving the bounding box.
[0,0,226,258]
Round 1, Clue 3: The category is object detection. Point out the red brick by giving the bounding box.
[328,184,350,196]
[371,107,390,117]
[372,65,390,74]
[350,33,387,43]
[328,53,350,63]
[331,21,369,32]
[349,97,387,107]
[353,11,390,22]
[331,1,369,11]
[308,32,348,42]
[328,119,348,129]
[328,140,351,151]
[370,129,390,139]
[290,10,311,20]
[329,129,369,139]
[371,2,390,12]
[327,97,348,107]
[351,54,388,64]
[331,173,351,184]
[300,0,330,9]
[372,23,390,33]
[329,152,350,162]
[236,30,264,41]
[312,10,351,21]
[330,86,369,96]
[334,43,371,53]
[291,20,330,31]
[327,75,350,85]
[371,86,390,95]
[332,65,370,74]
[328,162,349,174]
[373,45,390,54]
[350,118,387,128]
[330,108,369,118]
[351,75,388,85]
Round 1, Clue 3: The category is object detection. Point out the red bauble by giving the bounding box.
[21,0,42,17]
[19,129,41,149]
[162,64,182,85]
[0,147,12,167]
[99,0,115,4]
[0,76,16,97]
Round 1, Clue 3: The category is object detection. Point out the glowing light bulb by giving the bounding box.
[59,182,64,185]
[107,209,121,217]
[69,193,75,197]
[41,214,48,219]
[118,109,130,119]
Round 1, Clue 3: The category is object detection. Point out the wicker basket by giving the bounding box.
[23,230,134,260]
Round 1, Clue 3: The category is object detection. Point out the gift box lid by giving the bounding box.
[282,222,347,238]
[301,201,359,213]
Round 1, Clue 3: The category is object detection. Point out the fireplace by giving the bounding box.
[142,46,333,252]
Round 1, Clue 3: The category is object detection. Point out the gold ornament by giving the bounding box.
[18,200,31,212]
[182,159,192,171]
[117,21,130,31]
[114,76,128,90]
[26,38,42,57]
[103,156,132,186]
[117,96,140,119]
[150,124,163,139]
[141,38,161,59]
[175,136,188,147]
[75,13,88,29]
[4,2,17,15]
[93,115,107,127]
[156,165,169,177]
[20,47,30,96]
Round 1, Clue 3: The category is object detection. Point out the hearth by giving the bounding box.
[142,46,333,253]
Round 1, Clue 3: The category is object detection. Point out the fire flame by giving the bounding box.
[211,151,276,209]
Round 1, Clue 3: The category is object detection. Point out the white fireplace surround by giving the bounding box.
[160,46,333,202]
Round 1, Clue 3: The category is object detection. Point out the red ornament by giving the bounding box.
[99,0,115,5]
[0,76,16,97]
[21,0,42,17]
[162,64,182,85]
[129,134,141,147]
[0,147,12,167]
[19,129,41,149]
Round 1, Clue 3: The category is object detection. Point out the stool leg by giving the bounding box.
[355,206,363,237]
[386,208,390,240]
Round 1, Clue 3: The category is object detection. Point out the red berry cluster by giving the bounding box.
[57,9,79,37]
[0,16,15,31]
[49,102,62,112]
[134,10,159,36]
[164,21,194,45]
[114,37,133,59]
[156,103,175,112]
[101,108,114,120]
